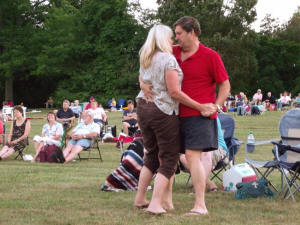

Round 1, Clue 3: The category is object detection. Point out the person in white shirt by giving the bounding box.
[32,112,63,162]
[87,101,107,129]
[62,111,100,163]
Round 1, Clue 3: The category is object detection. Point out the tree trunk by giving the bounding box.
[5,78,13,102]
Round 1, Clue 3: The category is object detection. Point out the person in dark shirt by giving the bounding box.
[122,100,138,136]
[56,99,75,131]
[263,92,276,110]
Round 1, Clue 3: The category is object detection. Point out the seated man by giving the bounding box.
[87,100,107,131]
[122,100,138,136]
[263,92,276,110]
[62,111,99,163]
[179,116,228,191]
[294,93,300,108]
[70,100,82,118]
[56,99,75,131]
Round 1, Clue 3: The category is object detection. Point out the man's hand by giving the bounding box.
[140,80,154,102]
[199,103,217,117]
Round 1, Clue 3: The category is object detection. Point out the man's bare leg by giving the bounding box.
[185,149,208,214]
[134,166,153,207]
[122,122,130,136]
[64,145,83,163]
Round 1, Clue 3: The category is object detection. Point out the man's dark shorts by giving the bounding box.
[123,119,138,127]
[180,115,218,152]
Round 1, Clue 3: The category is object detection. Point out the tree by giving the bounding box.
[155,0,258,95]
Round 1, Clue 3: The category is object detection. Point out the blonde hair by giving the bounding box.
[139,24,173,69]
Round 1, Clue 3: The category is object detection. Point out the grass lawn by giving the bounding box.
[0,109,299,225]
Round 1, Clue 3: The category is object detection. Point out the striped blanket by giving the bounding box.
[103,138,144,191]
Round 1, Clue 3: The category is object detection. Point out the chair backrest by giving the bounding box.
[218,113,240,161]
[107,99,112,108]
[279,108,300,146]
[117,98,125,108]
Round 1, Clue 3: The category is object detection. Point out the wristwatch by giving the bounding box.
[216,104,222,113]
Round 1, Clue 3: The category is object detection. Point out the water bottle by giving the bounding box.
[107,126,112,134]
[247,131,255,153]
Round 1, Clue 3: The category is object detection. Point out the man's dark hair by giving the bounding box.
[174,16,201,36]
[127,100,134,106]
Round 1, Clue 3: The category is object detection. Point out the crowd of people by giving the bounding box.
[0,97,138,163]
[223,89,300,116]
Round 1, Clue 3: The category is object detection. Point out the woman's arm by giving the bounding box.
[7,120,13,143]
[165,70,217,116]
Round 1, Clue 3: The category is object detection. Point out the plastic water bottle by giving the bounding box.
[247,131,255,153]
[107,126,112,134]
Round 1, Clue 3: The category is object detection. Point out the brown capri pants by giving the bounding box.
[137,99,180,179]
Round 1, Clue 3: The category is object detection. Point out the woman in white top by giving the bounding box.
[87,101,107,129]
[32,112,63,162]
[134,25,216,214]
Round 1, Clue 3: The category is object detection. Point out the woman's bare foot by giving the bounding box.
[134,200,149,208]
[146,203,167,214]
[162,202,174,211]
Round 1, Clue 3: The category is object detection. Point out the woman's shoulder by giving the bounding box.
[156,51,174,59]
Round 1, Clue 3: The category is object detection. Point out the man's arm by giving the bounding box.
[216,80,231,109]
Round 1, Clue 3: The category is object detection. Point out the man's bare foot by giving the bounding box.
[188,206,208,215]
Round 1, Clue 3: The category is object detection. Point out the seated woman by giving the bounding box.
[32,112,64,162]
[101,138,144,191]
[179,116,228,191]
[0,106,31,160]
[87,101,107,130]
[110,98,117,112]
[62,111,99,163]
[277,91,291,110]
[236,92,249,116]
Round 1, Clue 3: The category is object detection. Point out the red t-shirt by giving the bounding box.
[173,44,229,118]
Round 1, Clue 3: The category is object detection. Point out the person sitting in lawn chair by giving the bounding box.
[61,111,99,163]
[32,112,63,162]
[56,99,75,131]
[0,106,31,161]
[179,116,229,192]
[87,100,107,132]
[122,100,139,136]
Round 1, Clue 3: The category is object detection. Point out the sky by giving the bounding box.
[139,0,300,31]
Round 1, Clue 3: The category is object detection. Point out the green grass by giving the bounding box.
[0,110,299,225]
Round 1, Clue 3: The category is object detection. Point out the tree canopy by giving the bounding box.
[0,0,299,107]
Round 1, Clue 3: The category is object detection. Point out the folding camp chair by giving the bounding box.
[272,142,300,202]
[185,113,241,185]
[210,113,241,181]
[78,137,103,162]
[245,108,300,197]
[14,137,29,160]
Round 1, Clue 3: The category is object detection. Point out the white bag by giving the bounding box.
[23,154,33,161]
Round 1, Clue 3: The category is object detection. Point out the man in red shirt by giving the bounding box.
[173,16,230,215]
